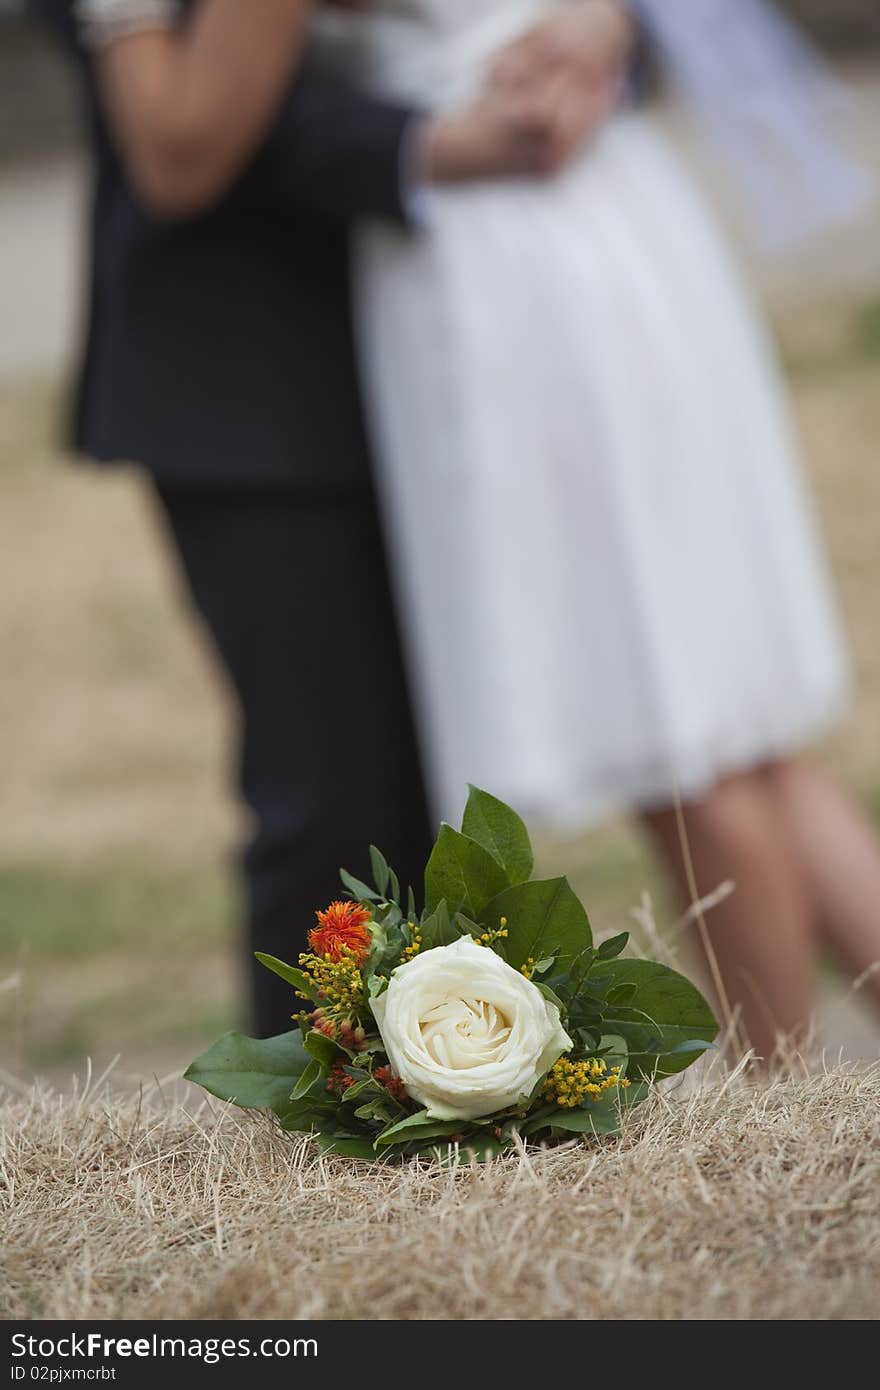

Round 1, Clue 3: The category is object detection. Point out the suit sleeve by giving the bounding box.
[252,64,422,226]
[32,0,420,227]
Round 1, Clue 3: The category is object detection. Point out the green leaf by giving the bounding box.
[425,1134,508,1164]
[599,959,718,1079]
[290,1057,323,1100]
[424,825,509,918]
[274,1106,318,1133]
[596,1032,629,1065]
[419,899,460,950]
[480,877,592,973]
[461,786,534,885]
[364,913,404,980]
[535,980,567,1015]
[606,982,637,1006]
[388,867,401,904]
[314,1134,388,1160]
[595,932,630,961]
[369,845,390,897]
[339,867,380,902]
[254,953,318,1002]
[303,1029,344,1068]
[353,1098,398,1124]
[548,1105,623,1137]
[668,1038,717,1057]
[375,1110,466,1147]
[184,1030,310,1111]
[558,945,595,1009]
[454,912,484,940]
[514,1104,560,1137]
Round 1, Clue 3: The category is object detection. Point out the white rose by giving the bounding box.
[370,935,572,1121]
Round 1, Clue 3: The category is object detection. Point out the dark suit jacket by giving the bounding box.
[35,1,416,491]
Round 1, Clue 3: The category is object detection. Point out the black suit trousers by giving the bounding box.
[154,483,434,1037]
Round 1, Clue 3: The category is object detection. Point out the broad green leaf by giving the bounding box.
[375,1110,465,1146]
[184,1030,310,1111]
[599,959,718,1079]
[595,932,629,961]
[314,1134,388,1160]
[596,1032,629,1065]
[425,1134,508,1164]
[461,786,534,885]
[559,944,595,1006]
[419,899,460,950]
[353,1098,398,1124]
[454,912,484,940]
[606,982,637,1006]
[514,1104,559,1137]
[424,824,509,918]
[303,1029,344,1068]
[274,1103,324,1132]
[668,1039,717,1057]
[291,1057,323,1100]
[369,845,390,897]
[548,1105,623,1137]
[364,913,404,980]
[339,867,380,901]
[254,952,318,1002]
[535,980,567,1015]
[480,877,592,973]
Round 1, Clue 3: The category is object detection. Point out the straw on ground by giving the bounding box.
[2,1061,878,1320]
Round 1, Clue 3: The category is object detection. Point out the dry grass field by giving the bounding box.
[2,1059,879,1321]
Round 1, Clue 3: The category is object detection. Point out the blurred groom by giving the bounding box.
[36,0,634,1035]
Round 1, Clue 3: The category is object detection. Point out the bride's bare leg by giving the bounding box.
[641,771,813,1062]
[765,758,880,1010]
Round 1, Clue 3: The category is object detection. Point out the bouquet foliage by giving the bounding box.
[187,787,717,1160]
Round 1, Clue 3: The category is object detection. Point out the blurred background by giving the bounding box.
[1,0,880,1084]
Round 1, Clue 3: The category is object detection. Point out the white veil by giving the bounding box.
[633,0,875,250]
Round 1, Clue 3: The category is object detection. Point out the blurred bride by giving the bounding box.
[315,0,880,1058]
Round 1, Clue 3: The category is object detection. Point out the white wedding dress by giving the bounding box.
[314,0,850,827]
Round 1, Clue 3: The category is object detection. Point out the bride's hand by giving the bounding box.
[488,0,634,168]
[425,76,616,182]
[492,1,634,94]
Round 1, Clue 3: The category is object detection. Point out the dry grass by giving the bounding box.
[2,1061,879,1321]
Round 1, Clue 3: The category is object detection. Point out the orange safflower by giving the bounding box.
[374,1065,408,1103]
[308,900,372,964]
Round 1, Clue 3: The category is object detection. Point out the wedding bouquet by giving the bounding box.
[186,787,717,1160]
